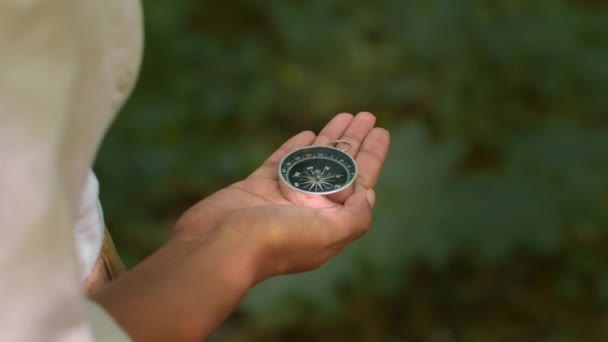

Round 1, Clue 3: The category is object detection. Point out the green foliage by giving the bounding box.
[243,122,608,321]
[95,0,608,338]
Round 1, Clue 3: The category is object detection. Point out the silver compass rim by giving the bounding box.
[277,144,358,196]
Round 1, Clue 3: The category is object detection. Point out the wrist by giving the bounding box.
[187,228,262,292]
[204,214,283,285]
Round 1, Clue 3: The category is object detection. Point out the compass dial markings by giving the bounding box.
[279,146,357,195]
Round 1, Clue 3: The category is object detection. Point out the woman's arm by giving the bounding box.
[92,233,259,341]
[92,113,390,341]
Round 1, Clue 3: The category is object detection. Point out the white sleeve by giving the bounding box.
[75,171,106,282]
[0,1,130,341]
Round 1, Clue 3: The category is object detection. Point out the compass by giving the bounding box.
[278,140,357,195]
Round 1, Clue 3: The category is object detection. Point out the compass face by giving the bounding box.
[279,145,357,195]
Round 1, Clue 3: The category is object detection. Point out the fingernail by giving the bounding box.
[366,189,376,208]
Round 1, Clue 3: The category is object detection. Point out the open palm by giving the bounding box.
[174,112,390,278]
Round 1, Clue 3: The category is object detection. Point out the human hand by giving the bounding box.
[174,112,390,281]
[93,112,389,341]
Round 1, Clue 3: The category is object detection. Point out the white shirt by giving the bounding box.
[0,1,143,340]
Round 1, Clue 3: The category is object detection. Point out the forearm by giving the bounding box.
[92,234,259,342]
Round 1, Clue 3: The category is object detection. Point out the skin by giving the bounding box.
[92,112,391,341]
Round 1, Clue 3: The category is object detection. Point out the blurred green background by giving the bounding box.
[95,0,608,340]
